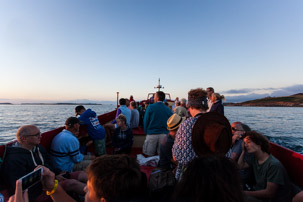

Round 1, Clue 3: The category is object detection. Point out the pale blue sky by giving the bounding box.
[1,0,303,102]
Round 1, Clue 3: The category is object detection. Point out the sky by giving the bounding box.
[0,0,303,103]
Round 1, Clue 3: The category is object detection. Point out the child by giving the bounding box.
[112,114,133,154]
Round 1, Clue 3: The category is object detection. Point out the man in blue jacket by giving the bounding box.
[143,91,172,156]
[50,117,93,172]
[75,105,106,156]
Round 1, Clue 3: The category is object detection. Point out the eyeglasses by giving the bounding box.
[231,127,244,132]
[26,132,41,137]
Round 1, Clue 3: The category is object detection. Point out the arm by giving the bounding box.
[68,139,84,163]
[237,141,249,169]
[143,107,151,134]
[111,108,122,124]
[244,182,279,199]
[37,166,76,202]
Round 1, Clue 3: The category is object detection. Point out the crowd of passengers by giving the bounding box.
[1,88,303,202]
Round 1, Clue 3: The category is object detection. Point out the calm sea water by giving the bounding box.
[1,105,303,154]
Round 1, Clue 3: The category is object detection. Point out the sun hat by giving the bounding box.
[192,112,232,156]
[167,114,186,131]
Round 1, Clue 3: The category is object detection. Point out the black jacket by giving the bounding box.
[2,144,52,200]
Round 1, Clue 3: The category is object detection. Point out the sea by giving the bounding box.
[1,105,303,154]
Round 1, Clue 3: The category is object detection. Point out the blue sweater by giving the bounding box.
[143,102,173,135]
[78,109,105,140]
[112,105,131,126]
[50,129,84,172]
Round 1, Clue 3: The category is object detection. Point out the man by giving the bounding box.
[171,97,179,111]
[2,125,86,201]
[238,131,292,202]
[50,117,93,173]
[112,98,131,126]
[206,87,214,112]
[2,125,50,200]
[75,105,106,156]
[159,114,185,170]
[175,100,188,118]
[10,155,148,202]
[129,101,139,129]
[143,91,173,156]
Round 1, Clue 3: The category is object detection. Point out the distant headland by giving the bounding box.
[0,103,104,105]
[225,93,303,107]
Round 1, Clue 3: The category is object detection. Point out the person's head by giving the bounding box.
[180,98,187,107]
[116,114,127,128]
[16,125,41,149]
[119,98,126,106]
[231,121,242,134]
[187,88,208,112]
[75,105,86,116]
[130,95,134,100]
[206,87,214,98]
[155,91,165,102]
[65,117,80,136]
[243,131,270,154]
[175,101,181,107]
[175,97,179,101]
[211,93,225,103]
[174,156,244,202]
[192,112,232,157]
[85,155,146,202]
[232,122,244,134]
[130,101,137,109]
[125,99,130,107]
[167,114,185,137]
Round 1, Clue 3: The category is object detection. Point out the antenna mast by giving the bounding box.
[154,78,164,91]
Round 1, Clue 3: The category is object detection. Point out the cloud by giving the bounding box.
[225,93,270,103]
[224,84,303,103]
[222,89,254,94]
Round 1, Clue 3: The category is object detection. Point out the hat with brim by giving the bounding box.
[167,114,186,131]
[192,112,232,157]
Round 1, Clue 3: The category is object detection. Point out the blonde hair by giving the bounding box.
[116,114,127,124]
[212,93,225,101]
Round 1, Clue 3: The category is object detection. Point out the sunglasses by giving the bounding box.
[231,127,243,132]
[26,132,41,137]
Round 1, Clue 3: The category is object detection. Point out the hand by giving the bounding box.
[8,180,29,202]
[86,140,93,146]
[35,166,55,192]
[56,172,68,181]
[241,141,246,151]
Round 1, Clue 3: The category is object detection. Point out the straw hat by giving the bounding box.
[192,112,232,156]
[167,114,185,131]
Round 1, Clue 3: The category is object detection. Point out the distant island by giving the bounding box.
[20,103,103,105]
[225,93,303,107]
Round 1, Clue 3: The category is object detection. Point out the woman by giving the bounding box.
[210,93,225,115]
[112,114,133,154]
[172,88,208,180]
[173,156,245,202]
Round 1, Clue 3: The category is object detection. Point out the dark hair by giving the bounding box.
[156,91,165,101]
[173,156,244,202]
[207,87,214,92]
[75,105,85,113]
[87,155,146,201]
[188,88,208,110]
[119,98,126,105]
[130,101,137,108]
[243,131,270,154]
[241,123,251,132]
[65,117,80,128]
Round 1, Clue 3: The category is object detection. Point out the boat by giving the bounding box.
[1,81,303,201]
